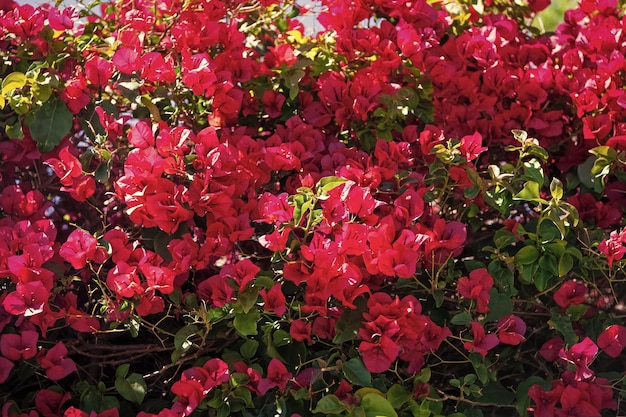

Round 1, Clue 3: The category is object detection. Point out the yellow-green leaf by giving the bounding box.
[2,72,27,95]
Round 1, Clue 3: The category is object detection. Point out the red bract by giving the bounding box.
[0,357,13,384]
[558,337,598,381]
[84,56,114,88]
[553,281,588,308]
[598,228,626,267]
[457,268,493,313]
[35,389,71,417]
[44,147,82,187]
[359,335,401,373]
[289,319,312,344]
[260,284,287,316]
[464,322,499,357]
[539,336,564,362]
[0,330,38,360]
[59,229,99,269]
[112,46,142,74]
[597,324,626,358]
[529,381,564,417]
[496,314,526,345]
[257,358,292,395]
[37,342,76,380]
[202,358,230,390]
[3,281,49,317]
[106,262,143,298]
[64,407,119,417]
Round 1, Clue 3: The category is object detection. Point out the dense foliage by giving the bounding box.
[1,0,626,416]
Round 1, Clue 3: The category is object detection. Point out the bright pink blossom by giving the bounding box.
[558,337,598,381]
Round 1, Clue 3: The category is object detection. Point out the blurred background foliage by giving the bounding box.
[535,0,578,31]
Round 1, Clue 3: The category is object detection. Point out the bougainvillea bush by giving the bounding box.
[1,0,626,415]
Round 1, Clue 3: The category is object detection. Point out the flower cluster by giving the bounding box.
[0,0,625,416]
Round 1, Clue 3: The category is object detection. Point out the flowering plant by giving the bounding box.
[0,0,626,416]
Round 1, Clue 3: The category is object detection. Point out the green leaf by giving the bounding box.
[549,178,563,201]
[2,72,27,95]
[515,245,539,265]
[386,384,412,409]
[312,395,349,414]
[589,145,617,160]
[238,286,259,314]
[513,181,546,204]
[240,339,259,359]
[316,176,348,195]
[537,219,563,241]
[548,310,578,346]
[6,123,24,140]
[516,376,548,417]
[361,393,398,417]
[334,298,366,343]
[527,145,549,162]
[231,386,253,407]
[432,290,444,308]
[95,162,111,184]
[26,97,73,152]
[512,129,528,143]
[578,156,604,194]
[450,312,472,325]
[474,363,489,385]
[234,308,260,336]
[127,315,140,338]
[174,324,198,351]
[485,289,513,322]
[342,358,372,387]
[494,230,516,249]
[566,304,588,322]
[415,367,431,383]
[115,363,129,380]
[476,381,514,405]
[115,373,147,404]
[558,253,573,277]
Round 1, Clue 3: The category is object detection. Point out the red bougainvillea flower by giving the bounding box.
[35,388,71,417]
[459,132,487,161]
[257,358,292,395]
[558,337,598,381]
[290,319,312,344]
[0,330,38,360]
[359,335,401,373]
[496,314,526,345]
[64,407,119,417]
[171,379,204,416]
[106,262,143,298]
[44,147,82,187]
[539,336,564,362]
[59,229,99,269]
[597,324,626,358]
[464,322,498,356]
[260,284,287,316]
[0,357,14,384]
[3,281,49,316]
[528,381,564,417]
[553,281,588,308]
[598,229,626,268]
[63,175,96,202]
[37,342,77,380]
[557,385,602,417]
[201,358,230,391]
[457,268,493,312]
